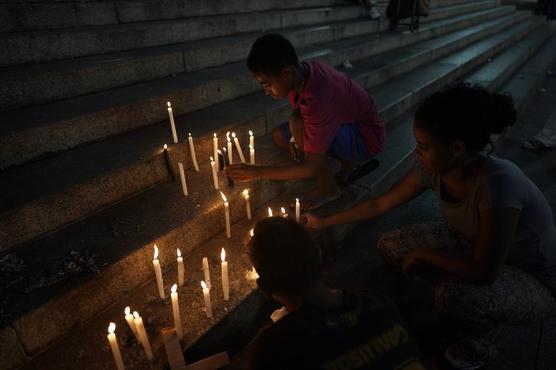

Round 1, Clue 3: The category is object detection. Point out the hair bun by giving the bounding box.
[487,92,516,134]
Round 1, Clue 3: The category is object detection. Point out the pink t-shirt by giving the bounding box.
[288,61,385,155]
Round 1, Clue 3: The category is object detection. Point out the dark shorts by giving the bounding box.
[277,122,374,163]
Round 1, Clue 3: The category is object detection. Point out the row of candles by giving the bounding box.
[106,201,300,369]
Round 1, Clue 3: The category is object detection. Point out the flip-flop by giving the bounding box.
[293,192,342,212]
[335,158,380,186]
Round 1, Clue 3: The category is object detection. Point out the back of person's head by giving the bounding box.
[415,82,517,153]
[247,33,299,76]
[249,217,321,299]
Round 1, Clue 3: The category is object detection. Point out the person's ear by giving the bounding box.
[280,66,294,81]
[451,140,466,158]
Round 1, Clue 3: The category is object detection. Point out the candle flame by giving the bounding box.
[249,130,253,137]
[177,248,181,258]
[222,147,227,152]
[217,149,222,154]
[163,144,168,150]
[281,207,286,214]
[108,322,116,334]
[125,306,131,315]
[189,133,192,137]
[246,266,259,280]
[167,101,171,108]
[201,281,208,290]
[232,132,237,138]
[250,228,254,237]
[226,132,231,142]
[153,244,159,260]
[214,133,217,138]
[221,248,226,262]
[219,191,228,203]
[210,156,214,162]
[133,311,140,319]
[268,207,273,217]
[171,283,177,293]
[242,189,249,198]
[296,198,300,204]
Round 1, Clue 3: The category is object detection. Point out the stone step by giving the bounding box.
[4,21,554,370]
[0,0,498,110]
[0,5,517,171]
[0,0,346,32]
[0,10,530,255]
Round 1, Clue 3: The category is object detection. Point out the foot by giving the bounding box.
[521,138,551,151]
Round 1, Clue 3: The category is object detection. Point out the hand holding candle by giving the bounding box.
[107,323,125,370]
[201,281,213,318]
[177,249,185,287]
[133,311,154,361]
[232,132,246,163]
[242,189,252,220]
[152,245,165,299]
[188,133,199,172]
[170,284,183,340]
[221,248,230,301]
[220,191,231,238]
[167,102,178,144]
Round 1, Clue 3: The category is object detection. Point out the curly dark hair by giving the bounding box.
[249,217,321,298]
[247,33,300,76]
[415,82,517,152]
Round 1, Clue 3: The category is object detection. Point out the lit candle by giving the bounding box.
[249,228,254,237]
[213,133,219,169]
[249,130,254,149]
[170,284,183,340]
[124,306,139,342]
[220,191,231,238]
[188,133,199,172]
[177,162,189,196]
[210,156,219,190]
[217,149,225,171]
[202,257,211,290]
[177,249,184,287]
[267,207,273,217]
[295,198,301,223]
[249,144,255,165]
[167,102,178,144]
[153,245,165,300]
[133,311,153,361]
[221,248,229,301]
[280,207,288,218]
[107,322,125,370]
[226,132,233,164]
[201,281,213,318]
[232,132,246,163]
[242,189,252,220]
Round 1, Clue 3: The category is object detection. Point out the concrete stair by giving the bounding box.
[1,0,555,369]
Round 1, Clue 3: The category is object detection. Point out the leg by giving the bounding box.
[436,266,556,363]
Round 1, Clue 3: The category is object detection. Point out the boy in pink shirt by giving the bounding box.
[226,34,385,210]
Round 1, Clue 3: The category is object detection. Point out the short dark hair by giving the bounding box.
[415,82,516,152]
[247,33,299,76]
[249,217,321,298]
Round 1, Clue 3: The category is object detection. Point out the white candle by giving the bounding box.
[153,245,165,299]
[167,102,178,144]
[242,189,252,220]
[226,132,233,164]
[281,207,288,218]
[249,144,255,165]
[177,162,189,196]
[202,257,211,290]
[220,248,229,301]
[267,207,273,217]
[124,306,139,342]
[232,132,246,163]
[213,133,219,169]
[107,323,125,370]
[220,191,231,239]
[133,311,153,361]
[177,249,184,287]
[201,281,213,318]
[249,130,254,149]
[210,156,219,190]
[170,284,183,340]
[295,198,301,223]
[188,133,199,172]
